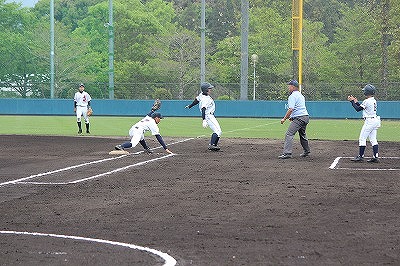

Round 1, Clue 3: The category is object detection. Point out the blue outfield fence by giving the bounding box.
[0,99,399,119]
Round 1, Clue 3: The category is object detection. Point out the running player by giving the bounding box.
[185,82,222,151]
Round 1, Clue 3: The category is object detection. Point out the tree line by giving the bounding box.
[0,0,399,100]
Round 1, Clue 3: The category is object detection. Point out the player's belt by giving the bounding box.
[363,116,376,119]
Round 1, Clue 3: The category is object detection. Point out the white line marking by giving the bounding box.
[0,153,137,187]
[1,138,197,187]
[68,153,174,184]
[329,156,400,170]
[329,157,341,169]
[0,230,176,266]
[224,120,280,133]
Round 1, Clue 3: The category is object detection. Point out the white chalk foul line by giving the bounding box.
[330,156,400,171]
[0,230,176,266]
[0,137,196,187]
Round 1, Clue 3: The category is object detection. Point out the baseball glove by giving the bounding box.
[151,99,161,111]
[87,108,93,116]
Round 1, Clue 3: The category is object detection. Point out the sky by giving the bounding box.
[6,0,39,7]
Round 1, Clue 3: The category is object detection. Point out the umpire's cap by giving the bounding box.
[287,79,299,88]
[151,112,163,119]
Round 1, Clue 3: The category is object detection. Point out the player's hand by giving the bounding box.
[347,95,357,102]
[202,120,208,128]
[165,148,173,154]
[74,108,77,113]
[280,118,286,124]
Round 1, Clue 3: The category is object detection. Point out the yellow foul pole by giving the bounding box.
[292,0,303,91]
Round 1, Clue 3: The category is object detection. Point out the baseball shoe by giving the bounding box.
[78,129,82,134]
[145,148,153,154]
[208,144,220,151]
[367,157,379,163]
[115,145,124,150]
[86,130,90,134]
[278,153,292,159]
[151,99,161,111]
[300,151,310,157]
[351,155,363,162]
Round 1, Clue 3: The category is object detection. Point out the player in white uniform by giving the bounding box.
[347,84,381,162]
[185,82,222,151]
[115,100,173,154]
[73,83,92,134]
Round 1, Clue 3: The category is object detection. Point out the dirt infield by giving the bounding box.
[0,135,399,265]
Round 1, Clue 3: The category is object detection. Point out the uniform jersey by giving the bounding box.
[360,97,377,118]
[196,93,215,115]
[287,91,308,118]
[74,91,91,106]
[132,115,160,136]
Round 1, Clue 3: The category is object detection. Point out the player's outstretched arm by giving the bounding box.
[185,99,199,109]
[155,134,172,154]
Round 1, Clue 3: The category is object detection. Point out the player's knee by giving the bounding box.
[370,140,378,146]
[358,140,367,146]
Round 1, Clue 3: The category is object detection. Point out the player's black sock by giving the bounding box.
[122,142,133,149]
[372,144,379,158]
[215,136,220,145]
[359,145,366,157]
[211,133,218,145]
[139,139,149,149]
[77,122,82,131]
[85,123,90,133]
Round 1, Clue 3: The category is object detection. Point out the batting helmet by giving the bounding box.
[362,84,376,96]
[201,82,214,94]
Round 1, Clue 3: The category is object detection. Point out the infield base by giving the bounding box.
[109,150,129,155]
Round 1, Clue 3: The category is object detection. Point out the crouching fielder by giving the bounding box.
[348,84,381,163]
[115,100,173,154]
[185,82,222,151]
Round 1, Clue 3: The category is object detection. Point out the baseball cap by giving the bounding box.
[79,83,85,87]
[287,79,299,87]
[151,112,163,119]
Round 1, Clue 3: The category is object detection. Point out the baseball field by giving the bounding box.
[0,116,399,265]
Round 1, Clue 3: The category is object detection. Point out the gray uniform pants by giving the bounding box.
[283,115,310,154]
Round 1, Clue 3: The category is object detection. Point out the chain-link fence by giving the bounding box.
[1,81,399,101]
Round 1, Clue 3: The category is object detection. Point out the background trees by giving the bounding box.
[0,0,399,100]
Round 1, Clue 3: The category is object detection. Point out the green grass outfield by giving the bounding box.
[0,115,398,141]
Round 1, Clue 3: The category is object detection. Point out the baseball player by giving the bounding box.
[115,100,173,154]
[73,83,92,134]
[279,79,310,159]
[185,82,222,151]
[348,84,381,163]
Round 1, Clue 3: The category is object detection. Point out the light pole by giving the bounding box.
[251,54,258,100]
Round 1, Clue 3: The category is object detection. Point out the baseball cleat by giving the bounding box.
[115,145,124,150]
[351,155,363,162]
[278,153,292,159]
[208,144,220,151]
[300,151,310,157]
[86,130,90,134]
[367,157,379,163]
[78,129,82,134]
[151,99,161,111]
[145,148,153,154]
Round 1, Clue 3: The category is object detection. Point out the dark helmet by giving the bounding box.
[362,84,376,96]
[201,82,214,94]
[151,112,163,119]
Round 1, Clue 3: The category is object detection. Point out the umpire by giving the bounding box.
[278,79,310,159]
